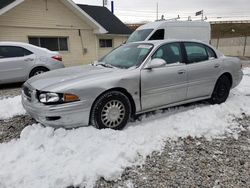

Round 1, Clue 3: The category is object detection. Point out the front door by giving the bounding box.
[141,42,187,110]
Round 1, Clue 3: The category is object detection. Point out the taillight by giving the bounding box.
[52,55,62,61]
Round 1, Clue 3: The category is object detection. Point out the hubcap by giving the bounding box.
[34,70,44,75]
[101,100,125,128]
[217,84,227,97]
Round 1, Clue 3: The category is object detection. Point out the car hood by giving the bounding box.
[27,65,120,91]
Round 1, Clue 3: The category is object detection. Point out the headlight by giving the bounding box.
[39,92,60,103]
[38,92,79,104]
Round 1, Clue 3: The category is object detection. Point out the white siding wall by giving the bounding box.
[97,35,128,58]
[0,0,129,66]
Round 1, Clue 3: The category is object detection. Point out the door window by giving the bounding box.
[206,46,217,59]
[149,29,165,40]
[184,42,208,63]
[0,46,32,58]
[152,43,183,64]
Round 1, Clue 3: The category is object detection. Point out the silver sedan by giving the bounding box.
[22,39,243,130]
[0,42,65,84]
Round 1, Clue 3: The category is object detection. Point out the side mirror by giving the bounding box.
[145,58,166,69]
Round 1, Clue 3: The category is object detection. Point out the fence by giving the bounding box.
[211,36,250,57]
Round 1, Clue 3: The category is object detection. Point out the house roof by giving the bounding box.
[77,4,132,35]
[0,0,24,15]
[0,0,15,9]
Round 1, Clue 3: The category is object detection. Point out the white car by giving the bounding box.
[0,42,65,84]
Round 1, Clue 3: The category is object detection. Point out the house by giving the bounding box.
[0,0,132,66]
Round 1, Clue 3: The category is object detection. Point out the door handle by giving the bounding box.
[178,70,186,74]
[24,58,34,61]
[214,64,220,68]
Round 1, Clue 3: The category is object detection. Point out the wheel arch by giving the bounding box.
[29,66,50,78]
[89,87,136,124]
[218,72,233,88]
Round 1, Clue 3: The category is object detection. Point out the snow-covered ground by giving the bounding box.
[0,95,25,120]
[0,69,250,188]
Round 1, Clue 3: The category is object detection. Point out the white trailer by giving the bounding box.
[127,20,211,44]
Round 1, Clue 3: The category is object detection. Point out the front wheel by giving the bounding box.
[90,91,131,130]
[209,75,231,104]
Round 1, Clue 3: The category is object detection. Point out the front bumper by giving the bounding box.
[22,89,91,129]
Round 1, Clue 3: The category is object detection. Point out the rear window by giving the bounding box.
[127,29,153,43]
[184,42,208,63]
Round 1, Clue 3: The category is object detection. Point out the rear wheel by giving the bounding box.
[29,67,49,78]
[90,91,131,130]
[209,75,231,104]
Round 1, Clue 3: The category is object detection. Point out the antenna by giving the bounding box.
[156,2,158,20]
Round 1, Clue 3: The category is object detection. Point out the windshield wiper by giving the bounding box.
[95,62,115,68]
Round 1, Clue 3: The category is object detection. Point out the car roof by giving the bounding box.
[127,39,223,57]
[137,20,210,30]
[130,39,210,46]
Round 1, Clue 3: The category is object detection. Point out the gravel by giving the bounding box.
[0,116,35,143]
[0,83,22,99]
[95,116,250,188]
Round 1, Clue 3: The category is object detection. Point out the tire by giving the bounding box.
[209,75,231,104]
[29,67,49,78]
[90,91,131,130]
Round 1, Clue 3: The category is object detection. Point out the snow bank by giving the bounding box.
[0,96,26,120]
[0,69,250,188]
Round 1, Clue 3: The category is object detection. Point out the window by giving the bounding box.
[184,42,208,63]
[0,46,32,58]
[152,43,183,64]
[99,39,113,48]
[149,29,165,40]
[206,46,217,59]
[28,37,69,51]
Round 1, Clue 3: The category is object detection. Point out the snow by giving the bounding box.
[0,69,250,188]
[0,95,26,120]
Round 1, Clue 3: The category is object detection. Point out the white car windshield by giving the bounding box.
[99,43,153,69]
[127,29,153,43]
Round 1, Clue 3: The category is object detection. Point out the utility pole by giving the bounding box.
[103,0,107,7]
[156,2,159,21]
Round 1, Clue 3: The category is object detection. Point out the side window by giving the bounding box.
[149,29,165,40]
[0,46,32,58]
[184,42,208,63]
[152,43,183,64]
[206,46,217,59]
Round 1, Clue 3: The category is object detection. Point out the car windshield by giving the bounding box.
[127,29,153,43]
[99,43,153,69]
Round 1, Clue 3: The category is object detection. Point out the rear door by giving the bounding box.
[0,46,34,83]
[183,42,221,99]
[141,42,187,110]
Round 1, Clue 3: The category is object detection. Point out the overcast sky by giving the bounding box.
[73,0,250,23]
